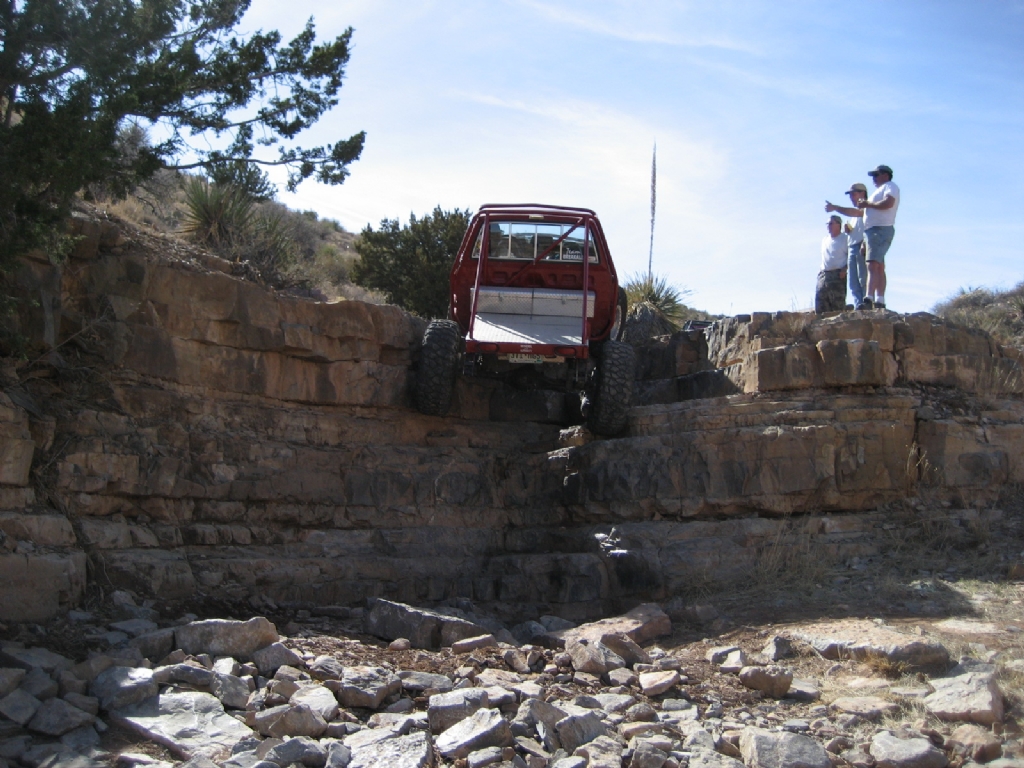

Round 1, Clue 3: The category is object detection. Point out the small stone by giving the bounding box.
[706,646,740,665]
[949,724,1002,763]
[309,656,345,681]
[826,737,854,754]
[212,672,251,709]
[398,670,453,693]
[740,726,831,768]
[0,668,27,697]
[739,666,792,698]
[27,697,95,736]
[924,660,1004,726]
[870,731,948,768]
[572,734,624,768]
[468,746,504,768]
[64,692,100,716]
[452,638,495,655]
[154,662,214,688]
[328,666,402,710]
[0,688,41,725]
[556,710,608,752]
[436,707,513,759]
[762,636,794,661]
[429,688,489,733]
[252,643,304,677]
[566,638,624,675]
[607,668,638,687]
[843,749,876,768]
[265,703,328,739]
[90,666,158,710]
[639,670,680,696]
[131,629,176,661]
[632,740,670,768]
[785,679,820,702]
[20,667,58,700]
[264,735,326,767]
[719,650,747,674]
[57,669,88,697]
[626,701,658,722]
[325,741,352,768]
[348,730,431,768]
[389,638,412,651]
[291,684,340,722]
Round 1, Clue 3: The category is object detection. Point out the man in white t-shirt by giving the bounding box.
[860,165,899,309]
[816,215,849,313]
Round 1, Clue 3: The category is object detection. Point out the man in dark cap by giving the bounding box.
[860,165,899,309]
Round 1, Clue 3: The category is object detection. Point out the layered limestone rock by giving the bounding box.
[1,211,1023,620]
[706,311,1023,396]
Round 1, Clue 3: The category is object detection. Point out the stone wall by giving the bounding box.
[1,212,1022,623]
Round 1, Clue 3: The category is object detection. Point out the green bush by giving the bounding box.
[351,207,470,318]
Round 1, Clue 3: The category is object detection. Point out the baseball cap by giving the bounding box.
[847,183,868,194]
[867,165,893,177]
[829,215,842,225]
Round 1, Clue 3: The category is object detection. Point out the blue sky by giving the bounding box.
[244,0,1024,315]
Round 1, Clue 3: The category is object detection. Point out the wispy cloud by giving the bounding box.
[513,0,761,54]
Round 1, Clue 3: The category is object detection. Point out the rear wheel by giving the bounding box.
[586,339,636,436]
[610,287,628,341]
[415,320,462,416]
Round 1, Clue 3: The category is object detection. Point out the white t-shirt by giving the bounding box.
[864,181,899,228]
[821,232,849,271]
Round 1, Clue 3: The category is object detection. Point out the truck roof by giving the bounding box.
[476,203,598,217]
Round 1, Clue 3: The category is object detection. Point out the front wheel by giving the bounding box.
[585,339,636,436]
[415,320,462,416]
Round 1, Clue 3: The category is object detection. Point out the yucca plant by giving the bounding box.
[624,272,689,325]
[622,273,692,342]
[181,176,255,249]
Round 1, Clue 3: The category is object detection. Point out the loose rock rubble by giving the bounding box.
[0,593,1021,768]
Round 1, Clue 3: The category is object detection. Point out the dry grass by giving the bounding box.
[934,281,1024,350]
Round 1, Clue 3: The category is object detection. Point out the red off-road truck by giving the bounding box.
[414,203,635,436]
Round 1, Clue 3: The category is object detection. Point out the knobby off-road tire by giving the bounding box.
[415,320,462,416]
[586,339,636,436]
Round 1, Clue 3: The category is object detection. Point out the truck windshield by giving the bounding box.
[476,221,600,263]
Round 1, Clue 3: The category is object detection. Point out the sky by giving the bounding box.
[241,0,1024,316]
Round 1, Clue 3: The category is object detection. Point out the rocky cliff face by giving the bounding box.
[1,211,1022,623]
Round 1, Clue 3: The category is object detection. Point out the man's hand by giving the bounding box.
[825,201,837,212]
[857,199,869,209]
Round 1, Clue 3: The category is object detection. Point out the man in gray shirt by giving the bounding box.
[816,215,849,314]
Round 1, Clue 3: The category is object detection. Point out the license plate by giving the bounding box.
[507,353,545,364]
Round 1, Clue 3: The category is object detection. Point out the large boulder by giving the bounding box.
[363,599,487,650]
[174,617,279,659]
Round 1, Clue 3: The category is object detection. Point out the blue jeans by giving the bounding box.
[848,240,866,306]
[865,226,895,264]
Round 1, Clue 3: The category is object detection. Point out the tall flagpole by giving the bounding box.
[648,142,656,281]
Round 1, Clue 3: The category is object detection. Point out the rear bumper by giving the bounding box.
[465,339,589,358]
